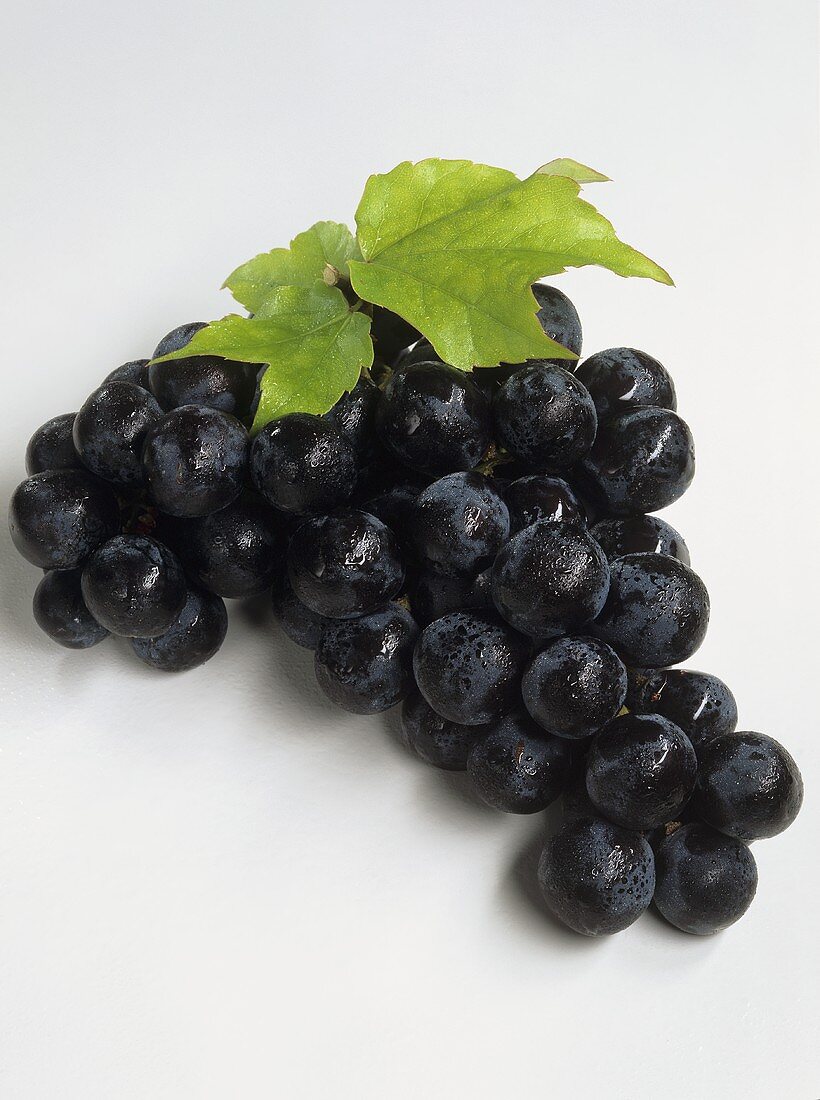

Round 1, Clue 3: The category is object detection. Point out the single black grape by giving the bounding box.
[152,321,207,359]
[504,475,585,534]
[130,587,228,672]
[325,377,381,464]
[410,567,492,627]
[142,405,248,518]
[653,823,758,935]
[73,381,163,488]
[491,521,610,639]
[271,569,332,649]
[314,603,418,713]
[287,509,404,619]
[586,713,698,831]
[375,362,491,475]
[591,516,690,566]
[9,470,120,570]
[579,406,695,516]
[81,535,187,637]
[466,711,572,813]
[593,552,710,667]
[493,363,597,470]
[412,610,528,726]
[148,356,260,421]
[400,690,485,770]
[161,497,282,598]
[370,308,421,364]
[574,347,676,421]
[538,817,655,936]
[250,413,357,514]
[25,413,81,475]
[33,569,109,649]
[692,732,803,841]
[523,636,627,740]
[410,472,509,575]
[631,669,737,750]
[103,359,151,390]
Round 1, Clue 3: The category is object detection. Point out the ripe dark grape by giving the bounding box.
[325,377,381,463]
[538,817,655,936]
[412,611,528,726]
[523,636,627,740]
[653,823,757,935]
[271,570,332,649]
[400,690,485,770]
[692,732,803,841]
[9,470,120,570]
[491,521,610,639]
[375,362,491,475]
[591,515,690,565]
[142,405,248,518]
[250,413,357,515]
[314,604,418,713]
[103,359,151,390]
[504,474,585,534]
[594,552,710,667]
[580,406,695,515]
[493,363,597,470]
[131,587,228,672]
[81,535,187,637]
[410,472,509,576]
[631,669,737,750]
[33,569,109,650]
[466,711,572,813]
[73,381,163,488]
[152,321,207,359]
[586,713,698,831]
[25,413,81,475]
[574,347,675,421]
[410,567,492,627]
[148,356,260,420]
[287,510,404,619]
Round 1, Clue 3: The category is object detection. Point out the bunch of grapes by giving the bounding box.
[9,286,803,937]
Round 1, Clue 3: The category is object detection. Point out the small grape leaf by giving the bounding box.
[534,158,610,183]
[225,222,361,314]
[151,283,373,431]
[348,158,672,369]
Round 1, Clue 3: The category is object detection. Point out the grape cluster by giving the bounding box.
[9,294,803,937]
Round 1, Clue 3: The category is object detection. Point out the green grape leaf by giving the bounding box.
[225,221,361,313]
[151,283,373,431]
[534,158,610,183]
[348,158,671,369]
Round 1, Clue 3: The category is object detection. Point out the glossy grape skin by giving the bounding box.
[594,553,710,668]
[314,604,418,713]
[586,713,698,831]
[523,636,627,740]
[591,516,690,566]
[505,475,585,534]
[287,510,404,619]
[161,498,283,598]
[325,377,381,464]
[410,472,509,576]
[410,568,492,627]
[130,587,228,672]
[692,732,803,841]
[148,356,260,421]
[579,406,695,516]
[538,817,655,936]
[466,711,572,813]
[142,405,248,518]
[33,569,109,649]
[9,470,120,570]
[271,569,332,649]
[375,362,492,475]
[103,359,151,390]
[400,690,485,770]
[491,521,610,640]
[250,413,357,515]
[81,535,187,637]
[653,823,758,935]
[574,347,676,421]
[370,308,420,364]
[25,413,81,475]
[631,669,737,750]
[412,611,528,726]
[73,381,163,488]
[394,341,441,370]
[151,321,207,359]
[493,364,597,471]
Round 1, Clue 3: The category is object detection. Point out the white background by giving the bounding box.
[1,1,818,1097]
